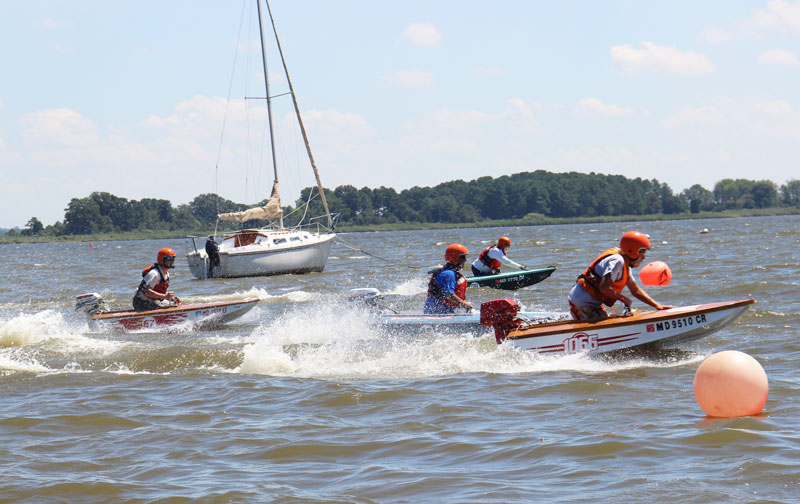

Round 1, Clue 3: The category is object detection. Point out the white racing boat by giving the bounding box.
[348,288,565,335]
[479,298,756,354]
[75,293,259,331]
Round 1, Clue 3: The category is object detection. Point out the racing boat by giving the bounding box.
[479,298,755,354]
[348,288,566,335]
[75,293,259,331]
[466,266,556,290]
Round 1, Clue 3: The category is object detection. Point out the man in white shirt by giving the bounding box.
[471,236,527,277]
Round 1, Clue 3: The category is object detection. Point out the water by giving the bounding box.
[1,215,799,503]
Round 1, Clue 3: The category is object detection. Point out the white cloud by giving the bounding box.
[379,69,436,88]
[18,108,99,147]
[48,43,74,55]
[662,105,726,128]
[402,22,443,47]
[0,99,5,109]
[577,97,635,116]
[474,65,504,76]
[754,99,794,116]
[39,17,72,29]
[758,48,800,65]
[556,146,636,166]
[698,26,733,44]
[752,0,800,34]
[508,97,533,118]
[611,42,716,75]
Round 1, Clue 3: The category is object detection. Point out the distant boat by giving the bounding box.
[186,0,337,279]
[466,266,556,290]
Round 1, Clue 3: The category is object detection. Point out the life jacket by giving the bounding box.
[575,248,629,306]
[478,246,502,271]
[427,265,468,308]
[138,263,170,296]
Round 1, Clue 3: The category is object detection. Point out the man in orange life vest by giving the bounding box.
[424,243,473,314]
[471,236,527,277]
[568,231,671,320]
[133,247,179,312]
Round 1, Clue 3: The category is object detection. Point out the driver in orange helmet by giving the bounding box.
[133,247,179,312]
[424,243,473,314]
[568,231,672,320]
[471,236,527,277]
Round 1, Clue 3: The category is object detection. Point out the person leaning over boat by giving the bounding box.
[133,248,179,312]
[424,244,473,314]
[471,236,527,277]
[205,235,220,278]
[567,231,672,320]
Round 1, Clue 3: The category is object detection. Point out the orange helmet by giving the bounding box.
[619,232,650,260]
[157,247,177,268]
[445,243,469,264]
[497,236,511,249]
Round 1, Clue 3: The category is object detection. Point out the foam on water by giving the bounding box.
[0,309,132,373]
[1,309,68,347]
[384,277,427,296]
[234,299,698,380]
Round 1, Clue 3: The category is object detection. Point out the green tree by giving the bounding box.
[750,180,778,208]
[683,184,714,213]
[21,217,44,236]
[64,197,103,234]
[189,193,238,224]
[781,179,800,207]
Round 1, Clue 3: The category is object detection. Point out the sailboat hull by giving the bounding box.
[187,231,334,279]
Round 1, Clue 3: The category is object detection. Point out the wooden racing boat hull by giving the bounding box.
[89,299,260,331]
[486,299,755,355]
[466,266,556,290]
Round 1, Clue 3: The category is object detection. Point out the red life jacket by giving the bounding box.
[478,246,502,271]
[138,263,170,295]
[575,248,629,306]
[427,266,468,308]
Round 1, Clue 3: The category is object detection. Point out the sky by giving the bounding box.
[1,0,800,228]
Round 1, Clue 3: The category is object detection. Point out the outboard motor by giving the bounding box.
[75,293,110,316]
[347,288,383,307]
[480,299,523,344]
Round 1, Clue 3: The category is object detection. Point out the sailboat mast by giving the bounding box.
[264,0,333,229]
[256,0,283,228]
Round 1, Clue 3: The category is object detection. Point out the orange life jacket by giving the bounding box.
[478,246,502,271]
[427,266,468,308]
[139,263,170,295]
[575,248,629,306]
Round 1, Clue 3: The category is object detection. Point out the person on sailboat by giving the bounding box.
[205,235,220,278]
[424,244,473,314]
[471,236,527,277]
[567,231,672,321]
[133,248,179,312]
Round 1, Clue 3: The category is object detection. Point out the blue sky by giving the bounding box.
[2,0,799,228]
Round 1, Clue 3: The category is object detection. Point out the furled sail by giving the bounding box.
[218,180,282,223]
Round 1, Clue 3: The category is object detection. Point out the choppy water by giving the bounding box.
[1,215,799,503]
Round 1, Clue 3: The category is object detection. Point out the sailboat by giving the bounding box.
[186,0,337,279]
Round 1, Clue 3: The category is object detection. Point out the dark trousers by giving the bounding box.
[133,295,161,312]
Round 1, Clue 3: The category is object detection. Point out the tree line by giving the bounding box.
[8,171,800,236]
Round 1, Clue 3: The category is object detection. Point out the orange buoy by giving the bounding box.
[639,261,672,286]
[693,350,768,417]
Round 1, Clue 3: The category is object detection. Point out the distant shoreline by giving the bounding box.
[1,207,798,244]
